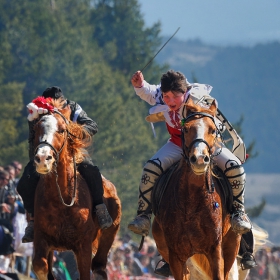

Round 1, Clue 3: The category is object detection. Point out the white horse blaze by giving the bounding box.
[36,115,58,166]
[193,119,208,154]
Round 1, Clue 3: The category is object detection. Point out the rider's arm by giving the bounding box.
[134,81,160,106]
[68,100,98,137]
[131,71,162,105]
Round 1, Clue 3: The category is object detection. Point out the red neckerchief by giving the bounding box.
[168,109,181,129]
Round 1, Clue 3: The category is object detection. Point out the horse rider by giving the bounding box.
[127,70,256,275]
[17,86,113,243]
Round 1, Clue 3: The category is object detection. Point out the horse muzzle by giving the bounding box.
[189,153,210,175]
[34,146,56,174]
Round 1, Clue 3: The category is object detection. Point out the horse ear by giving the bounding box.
[183,98,195,118]
[186,97,195,107]
[184,98,196,112]
[209,99,217,115]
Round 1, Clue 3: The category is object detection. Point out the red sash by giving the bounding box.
[166,123,182,147]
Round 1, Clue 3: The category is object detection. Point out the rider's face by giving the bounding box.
[162,91,185,111]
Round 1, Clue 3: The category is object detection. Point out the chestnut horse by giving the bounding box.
[152,99,241,280]
[31,99,121,280]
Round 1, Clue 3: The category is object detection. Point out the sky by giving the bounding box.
[140,0,280,46]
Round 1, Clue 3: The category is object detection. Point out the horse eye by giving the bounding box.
[212,129,216,135]
[58,129,65,134]
[184,128,188,133]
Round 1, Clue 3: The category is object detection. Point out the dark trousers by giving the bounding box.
[17,161,39,216]
[17,160,104,216]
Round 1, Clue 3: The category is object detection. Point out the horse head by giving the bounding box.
[33,98,71,174]
[181,98,218,175]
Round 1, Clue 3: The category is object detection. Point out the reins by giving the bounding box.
[34,110,78,207]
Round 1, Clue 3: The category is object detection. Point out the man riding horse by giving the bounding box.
[17,86,113,242]
[128,70,256,276]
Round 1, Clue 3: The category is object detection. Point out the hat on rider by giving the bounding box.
[42,86,65,100]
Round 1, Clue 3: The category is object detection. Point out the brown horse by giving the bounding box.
[31,99,121,280]
[152,99,241,280]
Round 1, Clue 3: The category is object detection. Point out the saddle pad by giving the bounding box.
[152,161,180,216]
[212,165,233,214]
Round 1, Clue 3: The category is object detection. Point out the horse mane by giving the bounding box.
[49,98,92,164]
[184,98,217,117]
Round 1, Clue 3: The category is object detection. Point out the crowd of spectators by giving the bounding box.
[106,233,168,279]
[247,246,280,280]
[0,160,26,280]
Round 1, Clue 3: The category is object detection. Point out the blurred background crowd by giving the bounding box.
[0,160,280,280]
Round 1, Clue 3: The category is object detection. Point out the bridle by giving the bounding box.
[34,109,78,207]
[181,112,220,193]
[34,110,69,161]
[181,112,217,164]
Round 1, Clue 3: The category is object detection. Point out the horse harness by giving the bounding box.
[34,110,78,207]
[181,112,219,194]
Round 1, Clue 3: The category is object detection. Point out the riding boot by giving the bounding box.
[154,259,172,277]
[225,165,252,234]
[77,161,113,229]
[17,161,40,215]
[128,159,163,236]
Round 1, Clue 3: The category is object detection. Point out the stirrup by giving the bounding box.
[154,259,172,277]
[22,220,34,243]
[240,252,257,270]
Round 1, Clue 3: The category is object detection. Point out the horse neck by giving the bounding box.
[54,148,73,188]
[181,161,211,194]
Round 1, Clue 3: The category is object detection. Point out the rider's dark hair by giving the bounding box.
[160,70,190,94]
[42,86,65,100]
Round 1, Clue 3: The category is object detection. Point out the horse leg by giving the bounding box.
[32,239,50,280]
[206,244,224,280]
[169,253,187,280]
[47,251,55,280]
[74,240,93,280]
[92,226,119,279]
[152,219,169,262]
[223,230,241,280]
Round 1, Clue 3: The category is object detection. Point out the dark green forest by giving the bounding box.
[0,0,170,233]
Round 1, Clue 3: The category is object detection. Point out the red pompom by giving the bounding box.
[32,96,54,112]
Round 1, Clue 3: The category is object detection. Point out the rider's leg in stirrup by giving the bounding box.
[128,159,163,236]
[225,164,252,234]
[78,160,113,229]
[17,161,40,243]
